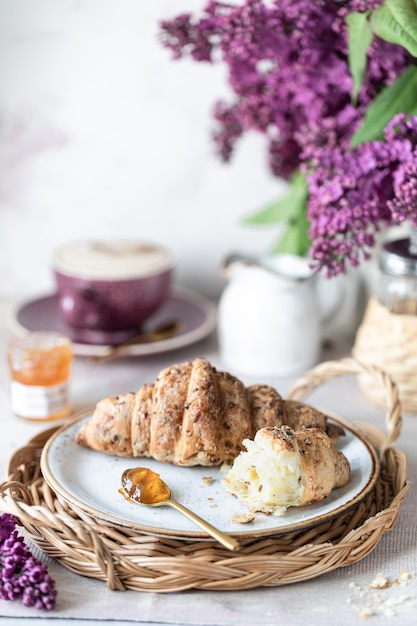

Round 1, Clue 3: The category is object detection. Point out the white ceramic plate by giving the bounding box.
[40,412,379,540]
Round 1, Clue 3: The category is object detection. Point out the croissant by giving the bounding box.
[222,426,351,516]
[75,357,344,467]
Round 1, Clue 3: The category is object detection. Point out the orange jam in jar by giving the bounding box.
[7,332,73,421]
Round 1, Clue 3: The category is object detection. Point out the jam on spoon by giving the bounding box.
[119,467,240,552]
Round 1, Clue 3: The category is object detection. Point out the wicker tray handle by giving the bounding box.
[287,357,403,461]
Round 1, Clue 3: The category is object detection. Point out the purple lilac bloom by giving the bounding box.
[337,1,384,13]
[0,513,56,610]
[0,515,15,543]
[160,1,414,275]
[306,114,417,276]
[159,0,410,179]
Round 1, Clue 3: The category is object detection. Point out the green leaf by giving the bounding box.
[269,185,311,257]
[270,224,301,255]
[351,64,417,146]
[346,12,374,102]
[269,218,310,257]
[371,0,417,57]
[243,171,308,225]
[243,171,310,257]
[243,195,296,225]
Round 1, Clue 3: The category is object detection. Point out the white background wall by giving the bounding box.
[0,0,285,302]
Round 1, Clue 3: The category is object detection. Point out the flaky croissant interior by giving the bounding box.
[222,426,351,515]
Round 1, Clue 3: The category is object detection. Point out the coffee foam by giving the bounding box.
[54,241,174,279]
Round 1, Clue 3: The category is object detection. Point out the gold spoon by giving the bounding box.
[87,320,181,364]
[119,467,240,552]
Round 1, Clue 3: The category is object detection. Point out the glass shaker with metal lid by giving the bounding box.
[378,230,417,314]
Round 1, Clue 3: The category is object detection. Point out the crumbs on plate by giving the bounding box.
[231,511,258,524]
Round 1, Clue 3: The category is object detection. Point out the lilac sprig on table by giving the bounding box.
[0,513,56,610]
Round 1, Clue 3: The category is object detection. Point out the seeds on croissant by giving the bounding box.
[75,358,344,467]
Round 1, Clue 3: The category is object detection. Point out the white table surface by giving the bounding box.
[0,297,416,626]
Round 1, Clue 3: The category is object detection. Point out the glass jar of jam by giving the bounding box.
[7,332,73,421]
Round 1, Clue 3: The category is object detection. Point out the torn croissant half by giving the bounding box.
[75,357,344,467]
[222,426,351,516]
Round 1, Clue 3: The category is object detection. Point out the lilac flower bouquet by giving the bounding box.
[160,0,417,277]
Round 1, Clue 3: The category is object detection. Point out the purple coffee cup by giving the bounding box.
[53,241,175,333]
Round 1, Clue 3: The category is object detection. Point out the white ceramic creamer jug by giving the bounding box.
[217,253,343,377]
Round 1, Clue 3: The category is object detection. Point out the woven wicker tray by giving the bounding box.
[0,358,409,592]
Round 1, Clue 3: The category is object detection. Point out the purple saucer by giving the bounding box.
[11,288,217,357]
